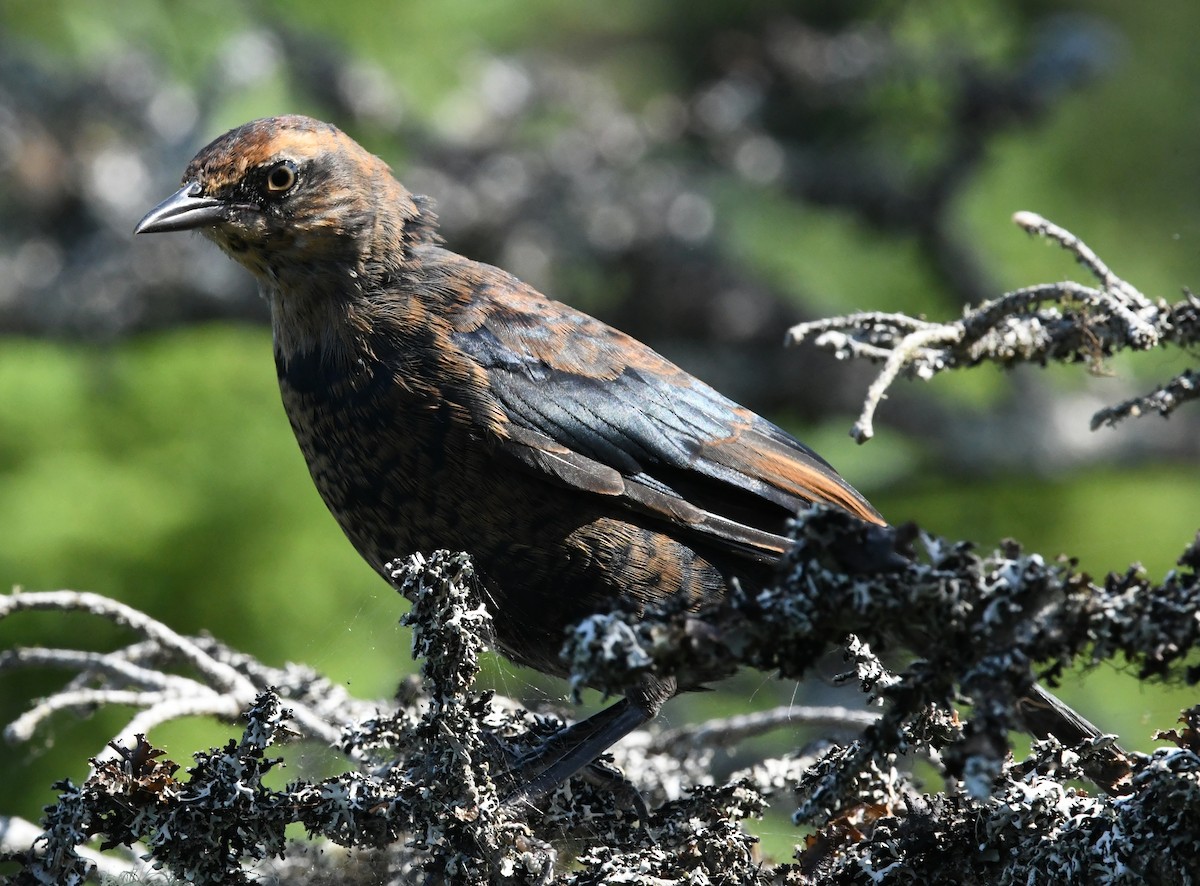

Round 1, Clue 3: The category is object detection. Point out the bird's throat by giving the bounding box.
[267,276,378,379]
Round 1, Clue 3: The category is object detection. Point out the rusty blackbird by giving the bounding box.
[136,115,1122,805]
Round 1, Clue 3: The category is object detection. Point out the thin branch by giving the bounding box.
[651,704,880,756]
[1091,368,1200,429]
[788,213,1195,439]
[7,688,228,744]
[0,590,255,698]
[851,324,963,441]
[1012,211,1154,312]
[0,646,198,692]
[0,589,363,762]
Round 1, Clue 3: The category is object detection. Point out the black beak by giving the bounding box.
[134,182,228,234]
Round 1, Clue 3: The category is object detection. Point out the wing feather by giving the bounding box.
[450,278,883,562]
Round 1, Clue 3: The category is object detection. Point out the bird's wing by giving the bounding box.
[449,274,882,563]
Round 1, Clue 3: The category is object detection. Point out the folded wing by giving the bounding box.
[451,280,883,564]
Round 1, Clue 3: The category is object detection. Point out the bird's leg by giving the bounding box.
[501,697,652,813]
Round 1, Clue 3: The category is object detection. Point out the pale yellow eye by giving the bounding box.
[265,161,297,194]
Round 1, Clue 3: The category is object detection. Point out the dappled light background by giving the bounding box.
[1,0,1198,854]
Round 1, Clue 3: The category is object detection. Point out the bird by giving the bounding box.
[135,115,1125,806]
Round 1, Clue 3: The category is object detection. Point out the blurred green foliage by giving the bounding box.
[0,0,1197,858]
[0,329,406,816]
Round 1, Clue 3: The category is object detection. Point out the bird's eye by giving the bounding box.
[264,161,298,195]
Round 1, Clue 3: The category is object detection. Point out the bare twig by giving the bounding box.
[788,213,1195,440]
[0,590,254,698]
[652,704,879,757]
[0,588,373,760]
[1011,211,1154,314]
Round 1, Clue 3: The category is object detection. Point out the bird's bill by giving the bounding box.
[134,182,228,234]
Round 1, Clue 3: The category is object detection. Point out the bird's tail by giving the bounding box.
[1015,683,1132,793]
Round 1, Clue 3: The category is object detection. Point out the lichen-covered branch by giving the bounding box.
[0,555,768,884]
[4,533,1200,883]
[787,213,1200,440]
[566,510,1200,797]
[1091,367,1200,430]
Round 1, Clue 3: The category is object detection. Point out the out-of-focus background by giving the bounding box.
[1,0,1197,858]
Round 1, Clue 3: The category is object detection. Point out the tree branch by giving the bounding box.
[788,213,1197,440]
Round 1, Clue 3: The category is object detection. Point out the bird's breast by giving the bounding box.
[277,346,463,563]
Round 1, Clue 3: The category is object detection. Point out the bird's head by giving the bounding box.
[135,115,435,291]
